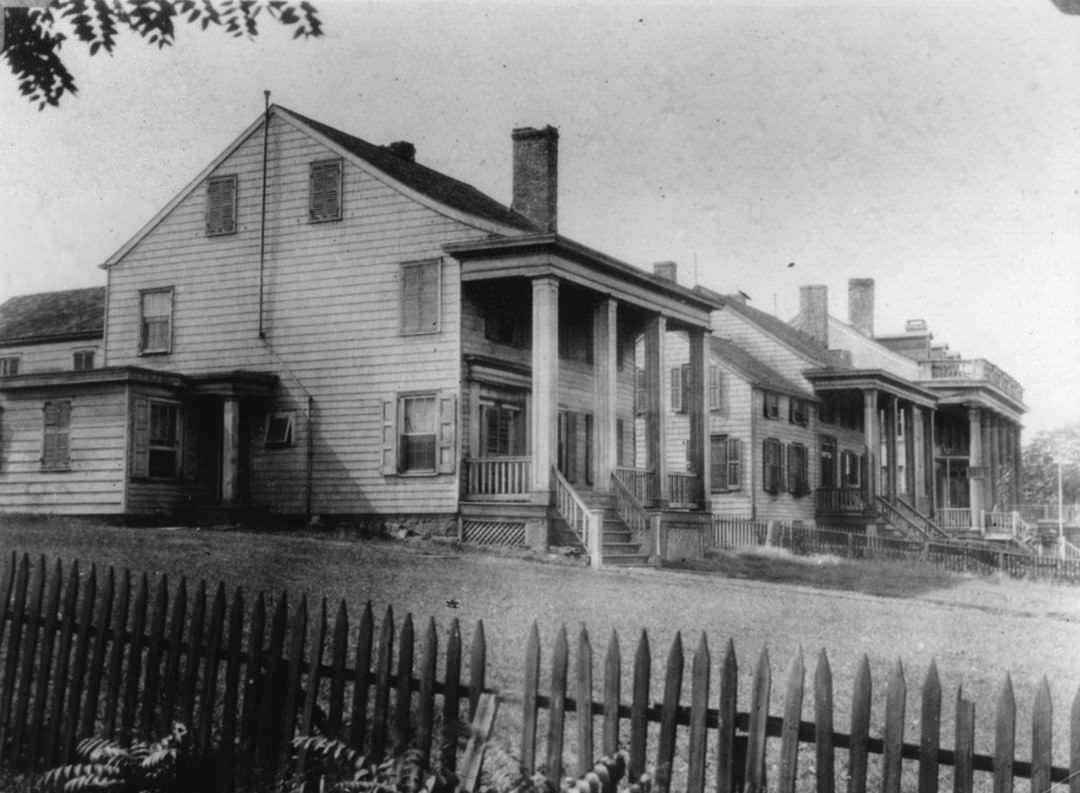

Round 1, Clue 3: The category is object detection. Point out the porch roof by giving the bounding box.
[0,366,277,397]
[445,234,719,330]
[802,367,939,409]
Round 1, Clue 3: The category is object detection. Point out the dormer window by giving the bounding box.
[206,175,237,236]
[309,159,342,222]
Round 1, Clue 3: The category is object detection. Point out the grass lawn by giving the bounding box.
[3,514,1079,789]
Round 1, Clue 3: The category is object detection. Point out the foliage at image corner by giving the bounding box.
[285,736,457,793]
[3,0,323,110]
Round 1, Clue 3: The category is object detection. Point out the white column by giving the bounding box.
[863,389,879,504]
[644,315,668,505]
[885,395,898,502]
[593,298,618,492]
[221,397,240,505]
[912,405,926,510]
[531,277,559,496]
[968,405,984,530]
[687,328,710,511]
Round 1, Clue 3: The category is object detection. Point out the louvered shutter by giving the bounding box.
[728,437,742,489]
[710,436,727,492]
[670,367,682,413]
[566,411,578,483]
[43,401,71,469]
[709,366,722,411]
[584,413,594,486]
[310,161,341,220]
[402,265,421,333]
[131,398,150,479]
[381,399,398,475]
[437,393,456,474]
[420,263,439,333]
[56,401,70,468]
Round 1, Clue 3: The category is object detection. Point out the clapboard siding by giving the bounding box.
[708,367,754,517]
[712,309,818,392]
[0,341,101,375]
[105,113,507,516]
[753,391,819,524]
[0,387,126,513]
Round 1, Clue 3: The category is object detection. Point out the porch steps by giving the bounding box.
[576,489,652,567]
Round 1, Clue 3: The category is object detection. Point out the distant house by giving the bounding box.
[0,106,717,563]
[0,287,104,376]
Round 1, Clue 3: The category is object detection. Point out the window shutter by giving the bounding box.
[584,413,594,486]
[635,368,646,415]
[437,393,456,474]
[787,444,796,494]
[681,365,691,414]
[131,398,150,478]
[728,437,741,489]
[709,366,722,411]
[710,436,727,492]
[670,367,682,413]
[420,264,439,333]
[566,411,578,482]
[381,399,398,475]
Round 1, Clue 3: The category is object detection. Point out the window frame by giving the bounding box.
[265,411,296,448]
[479,401,524,457]
[205,174,238,236]
[138,287,174,355]
[789,397,810,427]
[787,442,810,497]
[709,365,723,412]
[763,437,783,494]
[820,435,837,488]
[400,259,441,336]
[763,391,781,420]
[41,399,72,472]
[147,401,182,480]
[841,449,861,487]
[0,356,19,376]
[308,158,343,223]
[399,393,438,473]
[72,350,95,371]
[710,434,742,493]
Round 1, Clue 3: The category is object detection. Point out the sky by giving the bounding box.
[1,0,1077,435]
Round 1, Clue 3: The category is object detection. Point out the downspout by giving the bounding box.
[258,90,270,339]
[750,387,757,521]
[306,395,314,523]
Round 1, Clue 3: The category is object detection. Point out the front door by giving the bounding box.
[558,409,594,486]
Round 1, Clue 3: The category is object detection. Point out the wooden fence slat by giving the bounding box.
[657,631,684,793]
[814,649,835,793]
[469,619,487,718]
[79,566,116,742]
[12,556,46,768]
[43,559,79,768]
[545,625,569,786]
[240,592,266,763]
[298,598,328,776]
[0,553,30,760]
[180,580,208,729]
[920,660,942,793]
[460,693,499,793]
[849,655,872,793]
[716,638,738,793]
[954,687,975,793]
[630,629,650,781]
[197,583,226,756]
[220,587,244,792]
[278,594,308,773]
[602,629,620,759]
[140,575,169,739]
[576,626,594,778]
[1031,678,1052,793]
[120,573,148,745]
[102,568,131,740]
[778,648,805,793]
[327,600,348,740]
[255,593,287,779]
[992,674,1014,793]
[0,553,15,659]
[687,633,710,793]
[417,616,437,765]
[160,576,189,731]
[371,604,394,762]
[394,613,415,753]
[349,602,373,752]
[745,647,771,793]
[521,621,540,776]
[442,618,462,772]
[61,563,96,761]
[27,558,63,771]
[882,660,906,793]
[1070,684,1080,793]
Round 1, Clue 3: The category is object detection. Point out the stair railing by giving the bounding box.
[895,496,949,539]
[612,472,651,546]
[553,467,603,569]
[876,497,936,541]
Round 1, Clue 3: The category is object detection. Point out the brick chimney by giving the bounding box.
[653,261,678,282]
[799,284,829,348]
[385,141,416,162]
[511,126,559,232]
[848,278,875,337]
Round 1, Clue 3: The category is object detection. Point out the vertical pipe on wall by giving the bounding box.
[306,395,314,524]
[258,90,271,339]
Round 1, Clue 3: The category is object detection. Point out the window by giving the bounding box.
[139,289,173,354]
[635,368,646,415]
[709,366,723,411]
[763,437,783,494]
[484,309,526,347]
[787,443,809,496]
[789,398,809,427]
[309,159,342,222]
[381,392,456,475]
[558,313,593,363]
[841,449,861,487]
[73,350,94,371]
[763,391,780,420]
[820,435,837,488]
[0,356,18,376]
[480,403,523,456]
[401,260,440,335]
[265,411,295,447]
[41,400,71,471]
[401,395,436,472]
[710,435,741,492]
[670,365,689,413]
[206,175,237,235]
[148,403,180,478]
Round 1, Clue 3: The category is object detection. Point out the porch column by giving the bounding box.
[687,328,711,511]
[221,396,240,506]
[531,277,559,496]
[912,405,926,509]
[593,298,618,492]
[968,405,985,530]
[885,395,898,502]
[863,389,879,504]
[927,409,938,516]
[1012,421,1024,508]
[644,314,668,506]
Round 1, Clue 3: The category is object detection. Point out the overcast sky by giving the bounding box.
[1,0,1077,435]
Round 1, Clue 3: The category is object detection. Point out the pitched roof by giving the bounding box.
[279,107,539,232]
[0,287,106,345]
[710,291,836,367]
[710,336,814,399]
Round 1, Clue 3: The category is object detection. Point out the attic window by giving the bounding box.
[265,411,295,448]
[0,357,18,377]
[206,175,237,236]
[73,350,94,371]
[309,159,342,222]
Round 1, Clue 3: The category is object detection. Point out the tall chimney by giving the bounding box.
[653,261,678,282]
[799,284,829,347]
[511,125,559,232]
[848,278,875,337]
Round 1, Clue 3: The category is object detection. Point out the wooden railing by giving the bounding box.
[667,472,702,508]
[876,498,937,541]
[939,507,973,531]
[984,510,1020,536]
[553,467,601,569]
[614,467,655,505]
[611,473,650,544]
[814,487,868,515]
[463,457,531,499]
[918,358,1024,403]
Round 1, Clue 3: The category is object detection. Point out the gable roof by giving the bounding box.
[0,287,105,345]
[280,107,538,233]
[710,336,814,399]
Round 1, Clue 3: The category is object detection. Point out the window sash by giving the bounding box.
[400,396,437,472]
[709,366,722,411]
[763,392,780,419]
[42,400,71,470]
[309,160,342,221]
[206,175,237,235]
[140,290,172,353]
[401,261,440,335]
[0,357,18,376]
[265,412,295,447]
[73,351,94,371]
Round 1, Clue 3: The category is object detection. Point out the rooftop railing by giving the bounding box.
[918,358,1024,403]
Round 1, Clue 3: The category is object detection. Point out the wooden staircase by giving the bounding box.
[577,489,652,567]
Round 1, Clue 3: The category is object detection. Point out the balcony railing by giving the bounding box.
[984,510,1020,536]
[463,457,531,499]
[814,487,868,515]
[918,358,1024,403]
[668,472,703,509]
[938,507,973,532]
[614,467,656,505]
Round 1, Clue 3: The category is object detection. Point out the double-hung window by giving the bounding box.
[789,398,809,426]
[763,437,783,494]
[401,260,440,335]
[710,435,742,492]
[139,289,173,354]
[0,356,19,376]
[382,392,457,475]
[42,400,71,471]
[309,159,342,222]
[787,442,809,496]
[206,175,237,235]
[763,391,780,419]
[480,402,523,457]
[820,435,837,488]
[73,350,94,371]
[841,449,861,487]
[131,398,182,479]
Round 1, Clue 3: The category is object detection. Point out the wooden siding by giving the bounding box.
[0,341,101,376]
[828,319,921,378]
[104,113,498,516]
[753,390,819,524]
[708,368,754,517]
[0,386,125,514]
[712,309,818,392]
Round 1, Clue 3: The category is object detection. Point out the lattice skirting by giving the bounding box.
[462,520,527,546]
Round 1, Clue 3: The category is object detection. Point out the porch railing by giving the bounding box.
[917,358,1024,403]
[814,487,868,515]
[553,466,601,568]
[611,472,650,544]
[667,472,703,508]
[614,467,655,504]
[464,457,531,499]
[939,507,973,532]
[984,510,1020,536]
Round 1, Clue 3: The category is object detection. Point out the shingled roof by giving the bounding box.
[280,107,539,233]
[710,292,837,368]
[0,287,105,345]
[710,336,814,399]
